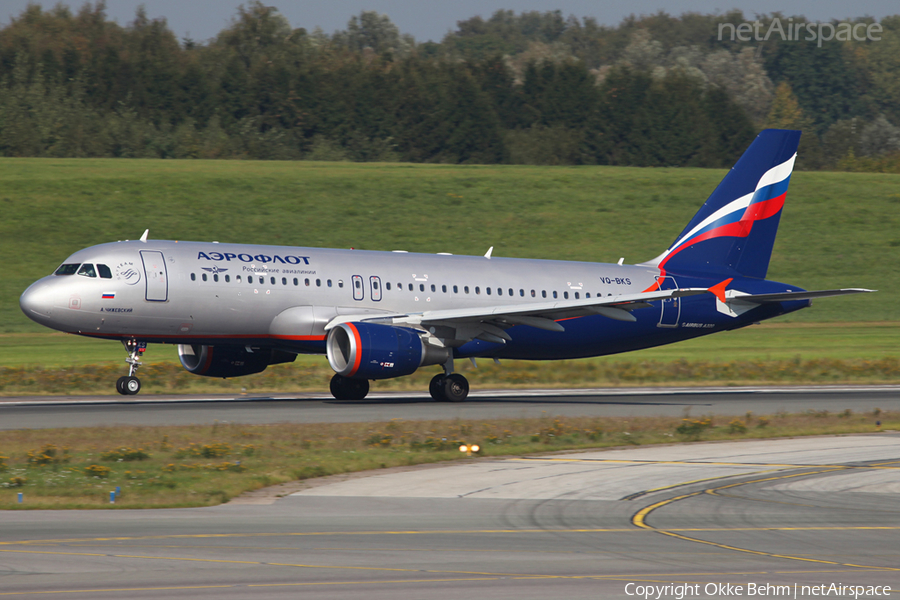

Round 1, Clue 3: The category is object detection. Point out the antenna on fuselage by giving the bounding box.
[139,229,149,243]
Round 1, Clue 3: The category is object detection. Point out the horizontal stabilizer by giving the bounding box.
[730,288,875,303]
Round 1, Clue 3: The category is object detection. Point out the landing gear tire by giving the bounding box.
[429,374,446,401]
[117,376,141,396]
[442,373,469,402]
[330,374,370,400]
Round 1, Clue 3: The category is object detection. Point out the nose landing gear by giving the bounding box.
[116,340,146,396]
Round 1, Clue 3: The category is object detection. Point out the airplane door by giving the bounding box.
[655,275,680,328]
[370,276,382,302]
[352,275,364,301]
[140,250,168,302]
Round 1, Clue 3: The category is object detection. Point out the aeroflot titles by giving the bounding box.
[197,252,311,265]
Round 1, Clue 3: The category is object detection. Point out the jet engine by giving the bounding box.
[326,322,450,380]
[178,344,296,378]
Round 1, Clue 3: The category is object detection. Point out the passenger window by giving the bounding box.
[553,291,558,299]
[316,279,321,287]
[408,283,413,291]
[442,285,447,293]
[355,279,361,289]
[248,276,253,284]
[453,285,458,293]
[431,284,436,292]
[464,286,469,294]
[327,280,332,287]
[293,278,298,286]
[270,277,276,285]
[282,277,287,285]
[338,280,344,288]
[191,273,196,281]
[519,289,524,297]
[214,274,219,282]
[202,273,208,282]
[564,292,569,299]
[509,288,514,296]
[225,275,230,283]
[54,264,80,276]
[97,264,112,279]
[77,264,97,278]
[574,292,579,299]
[305,278,310,286]
[542,291,547,298]
[420,284,425,292]
[386,282,391,290]
[531,290,535,297]
[374,281,380,290]
[475,287,481,295]
[236,275,242,283]
[486,287,491,295]
[586,292,590,298]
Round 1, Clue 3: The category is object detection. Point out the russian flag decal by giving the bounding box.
[102,292,116,299]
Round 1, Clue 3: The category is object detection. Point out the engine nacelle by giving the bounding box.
[326,322,450,380]
[178,344,296,378]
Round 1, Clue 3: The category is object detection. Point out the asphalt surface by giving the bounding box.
[0,385,898,429]
[1,434,898,599]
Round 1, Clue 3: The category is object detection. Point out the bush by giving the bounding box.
[100,447,151,461]
[728,419,748,434]
[675,418,713,440]
[84,464,111,478]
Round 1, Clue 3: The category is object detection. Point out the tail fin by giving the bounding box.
[644,129,801,279]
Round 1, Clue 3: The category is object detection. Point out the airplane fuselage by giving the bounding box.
[21,239,807,361]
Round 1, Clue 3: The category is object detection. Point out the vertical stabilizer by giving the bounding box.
[644,129,801,279]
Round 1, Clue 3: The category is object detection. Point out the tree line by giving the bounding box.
[0,2,897,170]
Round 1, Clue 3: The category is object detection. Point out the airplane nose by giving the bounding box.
[20,280,56,325]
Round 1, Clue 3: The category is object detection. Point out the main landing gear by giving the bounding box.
[116,340,146,396]
[330,374,370,401]
[429,358,469,402]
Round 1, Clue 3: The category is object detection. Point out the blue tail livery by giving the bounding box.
[20,129,873,400]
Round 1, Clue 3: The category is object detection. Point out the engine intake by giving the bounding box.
[326,322,450,380]
[178,344,295,378]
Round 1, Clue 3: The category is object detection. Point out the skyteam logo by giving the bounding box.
[658,152,796,271]
[114,261,141,285]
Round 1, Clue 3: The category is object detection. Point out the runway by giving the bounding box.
[0,385,897,429]
[1,434,898,599]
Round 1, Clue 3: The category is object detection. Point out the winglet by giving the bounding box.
[484,246,493,259]
[139,229,149,243]
[708,278,733,304]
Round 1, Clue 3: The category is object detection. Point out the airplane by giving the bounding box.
[19,129,872,401]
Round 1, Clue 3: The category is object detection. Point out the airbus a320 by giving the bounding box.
[20,129,872,401]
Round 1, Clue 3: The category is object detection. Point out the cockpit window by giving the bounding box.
[97,264,112,279]
[76,264,97,278]
[55,264,80,276]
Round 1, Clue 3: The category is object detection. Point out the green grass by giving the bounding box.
[1,411,894,509]
[2,158,898,338]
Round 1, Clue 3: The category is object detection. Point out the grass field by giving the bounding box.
[2,158,898,335]
[1,411,895,509]
[1,158,895,390]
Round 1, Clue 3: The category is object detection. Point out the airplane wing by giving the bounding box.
[325,287,709,346]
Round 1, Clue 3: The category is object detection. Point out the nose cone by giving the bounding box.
[20,279,57,327]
